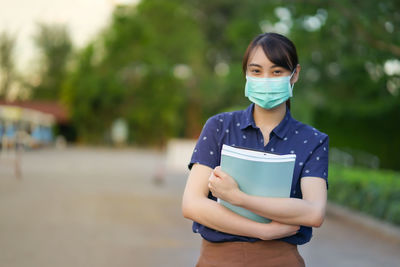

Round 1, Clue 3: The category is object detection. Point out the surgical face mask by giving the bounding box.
[245,70,296,109]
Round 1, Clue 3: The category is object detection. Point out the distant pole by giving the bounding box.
[14,132,22,180]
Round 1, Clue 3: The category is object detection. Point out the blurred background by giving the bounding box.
[0,0,399,266]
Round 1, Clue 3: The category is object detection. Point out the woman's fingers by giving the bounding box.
[213,166,225,178]
[208,173,216,190]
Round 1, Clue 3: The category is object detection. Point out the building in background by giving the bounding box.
[0,100,68,149]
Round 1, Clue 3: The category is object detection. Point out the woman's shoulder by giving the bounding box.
[205,109,246,127]
[290,118,329,141]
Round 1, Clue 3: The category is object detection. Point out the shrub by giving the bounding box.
[328,164,400,226]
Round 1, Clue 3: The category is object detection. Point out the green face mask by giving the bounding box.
[245,70,295,109]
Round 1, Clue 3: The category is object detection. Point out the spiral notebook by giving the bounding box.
[218,144,296,223]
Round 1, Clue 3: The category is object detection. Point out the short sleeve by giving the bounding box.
[301,135,329,188]
[188,115,221,170]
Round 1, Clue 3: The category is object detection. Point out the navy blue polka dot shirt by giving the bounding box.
[188,103,329,245]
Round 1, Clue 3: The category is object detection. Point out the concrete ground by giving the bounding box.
[0,147,400,267]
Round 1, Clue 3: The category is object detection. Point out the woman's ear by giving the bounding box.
[291,64,301,83]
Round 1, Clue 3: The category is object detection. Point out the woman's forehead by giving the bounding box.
[247,46,274,68]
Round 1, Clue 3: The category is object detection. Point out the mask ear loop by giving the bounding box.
[289,68,296,97]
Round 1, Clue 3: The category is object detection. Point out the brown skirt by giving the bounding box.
[196,239,305,267]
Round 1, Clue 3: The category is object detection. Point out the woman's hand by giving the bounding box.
[259,221,300,240]
[208,166,244,205]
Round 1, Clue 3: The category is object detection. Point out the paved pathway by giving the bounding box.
[0,148,399,267]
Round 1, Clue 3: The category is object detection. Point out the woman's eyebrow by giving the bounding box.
[248,63,263,68]
[270,64,281,69]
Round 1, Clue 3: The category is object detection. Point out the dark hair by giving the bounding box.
[242,32,299,109]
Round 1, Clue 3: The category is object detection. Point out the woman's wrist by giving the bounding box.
[230,189,247,206]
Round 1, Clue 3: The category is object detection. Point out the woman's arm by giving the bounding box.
[209,167,327,228]
[182,164,300,240]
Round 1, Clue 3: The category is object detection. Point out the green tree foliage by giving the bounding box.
[62,0,209,144]
[0,31,16,98]
[62,0,400,169]
[284,0,400,169]
[32,23,72,100]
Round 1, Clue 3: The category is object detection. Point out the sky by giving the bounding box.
[0,0,139,72]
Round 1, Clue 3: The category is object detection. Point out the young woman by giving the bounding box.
[182,32,329,267]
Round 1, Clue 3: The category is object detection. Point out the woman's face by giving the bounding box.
[246,46,294,79]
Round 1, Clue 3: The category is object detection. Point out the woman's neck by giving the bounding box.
[253,103,287,131]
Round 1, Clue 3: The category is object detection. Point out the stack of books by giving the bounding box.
[218,144,296,223]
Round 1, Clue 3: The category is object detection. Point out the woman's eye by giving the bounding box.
[251,69,261,74]
[273,70,282,75]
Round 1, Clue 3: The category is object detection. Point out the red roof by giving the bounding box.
[0,100,69,123]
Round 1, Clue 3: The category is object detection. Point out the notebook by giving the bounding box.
[218,144,296,223]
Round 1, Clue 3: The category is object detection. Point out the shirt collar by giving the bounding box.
[273,109,292,139]
[240,103,293,140]
[240,103,257,130]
